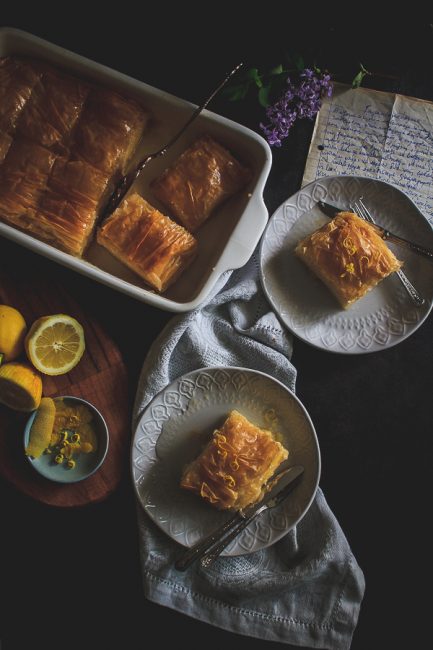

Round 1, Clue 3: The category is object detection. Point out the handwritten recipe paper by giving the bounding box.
[302,83,433,225]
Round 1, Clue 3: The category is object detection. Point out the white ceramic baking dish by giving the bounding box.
[0,28,272,312]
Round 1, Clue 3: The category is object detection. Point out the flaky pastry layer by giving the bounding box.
[295,211,402,308]
[180,410,289,511]
[97,193,197,292]
[151,134,250,232]
[0,56,149,257]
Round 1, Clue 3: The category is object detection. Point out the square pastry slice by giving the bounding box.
[180,410,289,511]
[16,68,89,154]
[151,134,251,232]
[0,139,57,229]
[36,159,110,256]
[97,193,198,292]
[0,57,42,133]
[295,211,403,308]
[72,88,149,175]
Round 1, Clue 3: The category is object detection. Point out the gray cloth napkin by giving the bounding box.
[133,252,365,650]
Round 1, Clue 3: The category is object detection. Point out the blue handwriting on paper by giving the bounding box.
[316,100,433,224]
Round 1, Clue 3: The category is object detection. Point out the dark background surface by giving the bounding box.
[1,11,432,650]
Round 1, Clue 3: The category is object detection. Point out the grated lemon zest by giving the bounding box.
[343,237,357,255]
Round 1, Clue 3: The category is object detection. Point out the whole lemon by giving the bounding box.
[0,361,42,411]
[0,305,27,365]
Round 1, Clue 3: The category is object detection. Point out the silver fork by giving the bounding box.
[352,199,425,307]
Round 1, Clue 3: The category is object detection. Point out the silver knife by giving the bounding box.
[175,464,304,572]
[200,464,304,569]
[318,200,433,263]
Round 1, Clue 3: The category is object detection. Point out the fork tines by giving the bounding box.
[351,198,375,224]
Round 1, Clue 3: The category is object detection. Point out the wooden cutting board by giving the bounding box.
[0,261,130,507]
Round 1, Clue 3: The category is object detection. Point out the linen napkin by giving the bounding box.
[134,251,365,650]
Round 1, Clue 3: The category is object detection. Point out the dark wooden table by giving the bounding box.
[1,15,432,649]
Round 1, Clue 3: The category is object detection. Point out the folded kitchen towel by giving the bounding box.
[133,251,365,650]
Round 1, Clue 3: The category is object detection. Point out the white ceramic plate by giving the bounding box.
[0,28,271,313]
[260,175,433,354]
[132,367,320,556]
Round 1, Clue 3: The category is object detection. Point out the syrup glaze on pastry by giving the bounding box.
[0,57,42,133]
[0,56,149,257]
[15,69,89,154]
[71,87,148,175]
[97,193,197,292]
[151,134,251,232]
[295,211,403,308]
[180,410,289,511]
[37,159,110,256]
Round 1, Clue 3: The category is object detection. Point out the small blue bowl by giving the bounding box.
[24,395,109,484]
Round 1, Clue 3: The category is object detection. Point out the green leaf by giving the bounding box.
[221,83,250,101]
[269,63,283,76]
[246,67,263,88]
[351,71,364,88]
[258,84,271,107]
[352,62,371,88]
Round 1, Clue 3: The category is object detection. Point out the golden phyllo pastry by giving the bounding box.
[151,134,251,232]
[72,88,149,175]
[36,159,110,256]
[0,139,57,228]
[295,211,403,309]
[0,57,42,133]
[0,131,12,164]
[16,69,89,153]
[97,193,198,292]
[0,56,150,257]
[180,410,289,511]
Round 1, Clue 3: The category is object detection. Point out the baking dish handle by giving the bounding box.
[216,195,268,273]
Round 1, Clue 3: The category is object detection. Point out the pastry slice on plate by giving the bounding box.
[151,134,251,232]
[295,211,403,308]
[97,193,198,292]
[180,410,289,511]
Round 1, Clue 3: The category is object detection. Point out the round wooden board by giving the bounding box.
[0,266,130,507]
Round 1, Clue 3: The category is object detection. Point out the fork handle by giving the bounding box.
[174,512,244,571]
[395,269,425,307]
[351,202,426,308]
[200,509,263,569]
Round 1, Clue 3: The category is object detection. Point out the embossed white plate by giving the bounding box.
[132,367,320,556]
[259,176,433,353]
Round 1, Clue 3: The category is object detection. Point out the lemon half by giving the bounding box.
[25,315,85,376]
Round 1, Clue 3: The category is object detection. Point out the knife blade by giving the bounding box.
[199,464,305,568]
[243,463,304,516]
[175,464,304,571]
[317,201,433,262]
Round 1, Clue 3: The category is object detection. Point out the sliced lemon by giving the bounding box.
[25,397,56,457]
[0,362,42,411]
[25,315,85,376]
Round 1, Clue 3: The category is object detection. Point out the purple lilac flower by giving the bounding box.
[261,69,333,147]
